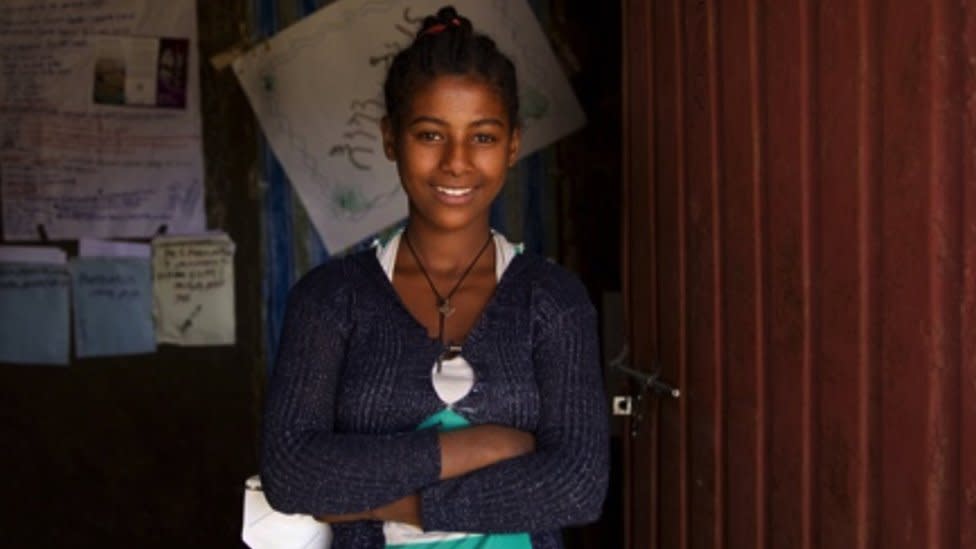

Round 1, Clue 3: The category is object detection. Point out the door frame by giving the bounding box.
[621,1,659,548]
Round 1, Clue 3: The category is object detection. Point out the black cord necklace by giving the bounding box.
[403,230,494,372]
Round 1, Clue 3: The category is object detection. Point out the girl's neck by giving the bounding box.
[403,219,493,275]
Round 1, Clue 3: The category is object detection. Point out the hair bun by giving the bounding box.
[417,5,471,38]
[386,4,519,131]
[435,6,460,21]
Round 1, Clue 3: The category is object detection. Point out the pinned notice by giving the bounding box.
[152,233,236,346]
[0,0,205,241]
[0,247,70,365]
[71,258,155,358]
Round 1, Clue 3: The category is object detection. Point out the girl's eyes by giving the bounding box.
[472,133,498,144]
[413,131,499,145]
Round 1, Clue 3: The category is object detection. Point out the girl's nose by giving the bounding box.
[440,140,472,176]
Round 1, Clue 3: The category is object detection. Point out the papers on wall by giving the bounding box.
[232,0,584,252]
[0,235,238,362]
[0,247,70,365]
[152,233,236,346]
[71,257,155,358]
[78,237,152,259]
[0,245,67,265]
[0,0,205,241]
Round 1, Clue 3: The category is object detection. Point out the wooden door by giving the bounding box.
[621,1,976,548]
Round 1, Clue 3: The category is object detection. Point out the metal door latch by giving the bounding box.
[609,344,680,437]
[612,395,635,416]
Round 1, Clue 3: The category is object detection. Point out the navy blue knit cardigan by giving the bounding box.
[261,248,610,548]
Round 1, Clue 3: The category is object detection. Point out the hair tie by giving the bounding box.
[421,17,462,37]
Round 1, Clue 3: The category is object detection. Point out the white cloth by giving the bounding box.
[241,475,332,549]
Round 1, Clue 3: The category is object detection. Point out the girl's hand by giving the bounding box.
[438,424,536,480]
[371,494,421,526]
[316,494,421,526]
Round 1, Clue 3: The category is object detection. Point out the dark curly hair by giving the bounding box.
[383,5,519,132]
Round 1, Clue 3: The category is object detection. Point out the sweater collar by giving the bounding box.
[350,247,532,352]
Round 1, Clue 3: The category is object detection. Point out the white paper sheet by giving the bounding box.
[0,246,67,265]
[78,237,152,259]
[71,257,156,358]
[232,0,585,252]
[0,262,71,365]
[0,0,205,241]
[152,233,236,346]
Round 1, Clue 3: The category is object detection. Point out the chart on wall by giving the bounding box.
[0,0,205,241]
[232,0,584,253]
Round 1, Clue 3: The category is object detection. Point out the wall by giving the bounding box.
[0,1,263,546]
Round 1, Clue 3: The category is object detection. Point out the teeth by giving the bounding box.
[436,186,473,197]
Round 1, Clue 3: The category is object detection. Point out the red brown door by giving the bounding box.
[621,0,976,547]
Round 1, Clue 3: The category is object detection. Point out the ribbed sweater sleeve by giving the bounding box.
[260,265,442,516]
[418,288,610,533]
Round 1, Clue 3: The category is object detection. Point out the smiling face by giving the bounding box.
[382,74,520,234]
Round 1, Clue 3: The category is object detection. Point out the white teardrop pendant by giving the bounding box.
[431,353,476,405]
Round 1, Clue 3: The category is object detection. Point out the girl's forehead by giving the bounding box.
[406,74,507,116]
[410,74,504,107]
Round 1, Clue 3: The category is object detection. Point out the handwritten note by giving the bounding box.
[71,258,155,358]
[0,0,205,241]
[0,263,70,365]
[152,233,236,346]
[232,0,585,252]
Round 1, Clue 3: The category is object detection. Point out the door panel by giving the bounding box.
[621,1,976,547]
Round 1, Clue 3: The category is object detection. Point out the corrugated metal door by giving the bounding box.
[621,1,976,548]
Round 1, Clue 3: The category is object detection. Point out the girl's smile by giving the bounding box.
[432,184,476,205]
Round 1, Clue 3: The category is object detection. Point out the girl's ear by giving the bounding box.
[507,126,521,167]
[381,116,397,161]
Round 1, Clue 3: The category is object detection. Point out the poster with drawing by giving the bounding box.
[0,0,205,241]
[232,0,584,253]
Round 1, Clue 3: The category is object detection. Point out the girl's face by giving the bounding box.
[382,74,520,233]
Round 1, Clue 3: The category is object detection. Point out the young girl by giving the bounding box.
[260,6,609,548]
